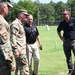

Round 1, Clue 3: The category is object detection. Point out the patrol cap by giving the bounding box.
[19,9,29,16]
[0,0,13,8]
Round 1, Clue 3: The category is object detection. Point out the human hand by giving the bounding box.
[11,63,16,71]
[39,44,42,50]
[14,50,20,58]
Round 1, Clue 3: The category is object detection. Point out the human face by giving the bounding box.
[27,15,33,25]
[19,13,28,22]
[20,13,25,22]
[3,4,9,15]
[62,10,70,19]
[24,15,28,22]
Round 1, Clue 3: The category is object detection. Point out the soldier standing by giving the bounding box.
[11,9,29,75]
[0,0,16,75]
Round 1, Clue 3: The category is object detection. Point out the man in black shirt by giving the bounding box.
[57,9,75,75]
[24,14,42,75]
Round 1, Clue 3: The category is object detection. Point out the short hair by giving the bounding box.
[0,2,5,9]
[62,9,71,15]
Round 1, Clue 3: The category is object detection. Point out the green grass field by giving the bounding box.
[37,26,68,75]
[12,26,74,75]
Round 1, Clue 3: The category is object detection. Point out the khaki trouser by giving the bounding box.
[0,66,11,75]
[26,42,40,75]
[15,54,29,75]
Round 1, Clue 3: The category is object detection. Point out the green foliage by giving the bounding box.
[17,0,36,14]
[67,0,75,17]
[7,0,37,21]
[6,0,75,23]
[34,1,56,23]
[54,1,66,21]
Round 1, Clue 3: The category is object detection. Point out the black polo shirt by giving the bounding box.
[57,17,75,39]
[24,23,39,44]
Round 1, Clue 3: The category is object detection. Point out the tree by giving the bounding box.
[6,0,37,22]
[67,0,75,17]
[34,1,55,24]
[6,0,68,24]
[54,1,66,21]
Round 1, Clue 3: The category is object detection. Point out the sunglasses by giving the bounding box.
[62,14,67,15]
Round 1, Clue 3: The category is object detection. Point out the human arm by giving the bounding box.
[57,31,64,42]
[7,51,16,71]
[35,26,42,50]
[10,24,20,57]
[57,21,65,42]
[36,35,42,50]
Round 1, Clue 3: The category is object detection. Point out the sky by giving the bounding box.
[32,0,67,3]
[11,0,67,3]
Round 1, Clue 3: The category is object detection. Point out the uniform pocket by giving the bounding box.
[19,54,27,65]
[0,32,8,44]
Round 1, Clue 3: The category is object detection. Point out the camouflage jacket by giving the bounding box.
[0,15,14,62]
[11,18,26,55]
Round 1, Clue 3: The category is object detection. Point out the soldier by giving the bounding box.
[0,0,16,75]
[11,9,29,75]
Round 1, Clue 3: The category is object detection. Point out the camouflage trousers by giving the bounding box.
[15,54,29,75]
[0,66,11,75]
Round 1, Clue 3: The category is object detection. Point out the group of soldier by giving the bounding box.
[0,0,42,75]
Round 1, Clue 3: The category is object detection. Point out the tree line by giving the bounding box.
[6,0,75,25]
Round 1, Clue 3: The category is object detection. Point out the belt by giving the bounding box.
[27,42,35,44]
[27,41,35,44]
[65,39,75,41]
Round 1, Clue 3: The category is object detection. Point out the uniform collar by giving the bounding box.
[16,18,22,25]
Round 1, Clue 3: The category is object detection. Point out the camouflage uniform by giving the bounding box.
[0,15,14,75]
[11,18,29,75]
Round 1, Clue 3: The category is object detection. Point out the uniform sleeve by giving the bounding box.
[10,24,19,49]
[3,23,10,32]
